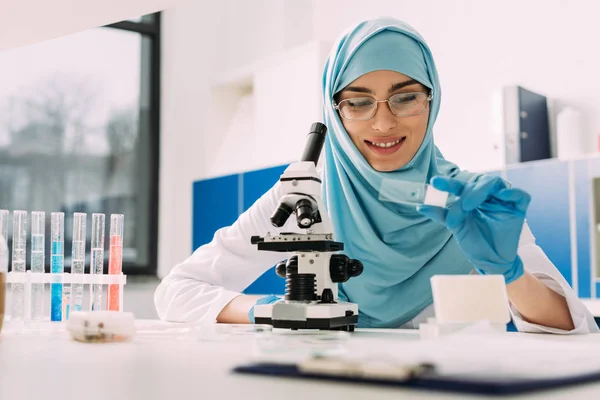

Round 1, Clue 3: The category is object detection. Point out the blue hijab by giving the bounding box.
[321,17,479,328]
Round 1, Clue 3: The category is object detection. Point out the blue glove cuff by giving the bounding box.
[474,256,525,285]
[248,294,280,324]
[504,256,525,284]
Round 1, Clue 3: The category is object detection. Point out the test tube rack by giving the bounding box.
[2,271,127,322]
[0,210,126,325]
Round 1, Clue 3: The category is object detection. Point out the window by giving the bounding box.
[0,14,160,275]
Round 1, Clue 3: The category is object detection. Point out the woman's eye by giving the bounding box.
[347,99,372,108]
[393,94,417,104]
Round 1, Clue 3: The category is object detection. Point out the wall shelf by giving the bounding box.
[201,39,332,180]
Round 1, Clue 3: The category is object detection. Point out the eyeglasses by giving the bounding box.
[333,91,433,121]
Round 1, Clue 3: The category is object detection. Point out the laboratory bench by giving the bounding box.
[2,319,600,400]
[582,298,600,316]
[581,299,600,329]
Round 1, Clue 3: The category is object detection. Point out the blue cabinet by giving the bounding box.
[574,159,592,297]
[192,174,240,250]
[577,158,600,298]
[506,161,572,285]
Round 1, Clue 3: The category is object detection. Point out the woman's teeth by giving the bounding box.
[368,138,403,148]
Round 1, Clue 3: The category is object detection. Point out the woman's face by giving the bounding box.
[335,70,431,172]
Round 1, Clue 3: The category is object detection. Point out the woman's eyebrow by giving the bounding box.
[388,79,420,93]
[341,86,373,95]
[340,79,421,96]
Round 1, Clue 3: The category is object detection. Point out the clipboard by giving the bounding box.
[232,355,600,396]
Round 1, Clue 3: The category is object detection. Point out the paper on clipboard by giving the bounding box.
[342,324,600,381]
[298,354,435,381]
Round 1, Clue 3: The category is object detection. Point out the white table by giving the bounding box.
[1,320,600,400]
[582,299,600,317]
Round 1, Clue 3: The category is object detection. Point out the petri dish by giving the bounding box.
[135,323,194,341]
[253,330,351,361]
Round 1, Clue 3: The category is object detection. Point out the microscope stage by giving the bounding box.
[253,301,359,330]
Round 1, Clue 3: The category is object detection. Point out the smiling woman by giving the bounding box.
[333,70,432,172]
[155,16,598,335]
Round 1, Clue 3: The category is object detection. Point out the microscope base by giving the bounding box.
[254,301,359,331]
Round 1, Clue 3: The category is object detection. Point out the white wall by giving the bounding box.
[216,0,313,72]
[204,40,330,178]
[159,0,600,278]
[159,1,223,280]
[0,0,182,50]
[312,0,600,172]
[159,0,314,278]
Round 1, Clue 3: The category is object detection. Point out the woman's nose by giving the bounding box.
[371,101,397,132]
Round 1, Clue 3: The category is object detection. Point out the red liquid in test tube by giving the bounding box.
[107,214,124,311]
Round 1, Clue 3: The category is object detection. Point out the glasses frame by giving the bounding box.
[333,91,433,121]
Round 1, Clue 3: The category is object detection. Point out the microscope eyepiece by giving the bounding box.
[310,122,327,135]
[300,122,327,165]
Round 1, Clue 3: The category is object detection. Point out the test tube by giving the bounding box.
[90,213,105,311]
[50,212,64,322]
[62,280,71,320]
[71,213,86,314]
[107,214,124,311]
[11,210,27,320]
[30,211,45,320]
[0,210,8,273]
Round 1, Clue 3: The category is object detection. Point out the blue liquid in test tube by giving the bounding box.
[51,212,64,322]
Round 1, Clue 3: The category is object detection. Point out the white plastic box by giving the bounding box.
[420,275,510,339]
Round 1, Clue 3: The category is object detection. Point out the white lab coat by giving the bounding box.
[154,177,599,334]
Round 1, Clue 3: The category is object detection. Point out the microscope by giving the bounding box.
[250,122,363,331]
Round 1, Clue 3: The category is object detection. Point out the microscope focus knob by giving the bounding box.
[329,255,363,283]
[348,259,363,277]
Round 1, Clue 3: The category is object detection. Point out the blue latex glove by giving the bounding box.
[417,175,531,284]
[248,294,280,324]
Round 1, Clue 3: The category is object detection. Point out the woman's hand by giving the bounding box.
[417,175,531,284]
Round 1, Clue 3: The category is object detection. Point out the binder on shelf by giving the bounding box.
[503,85,552,165]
